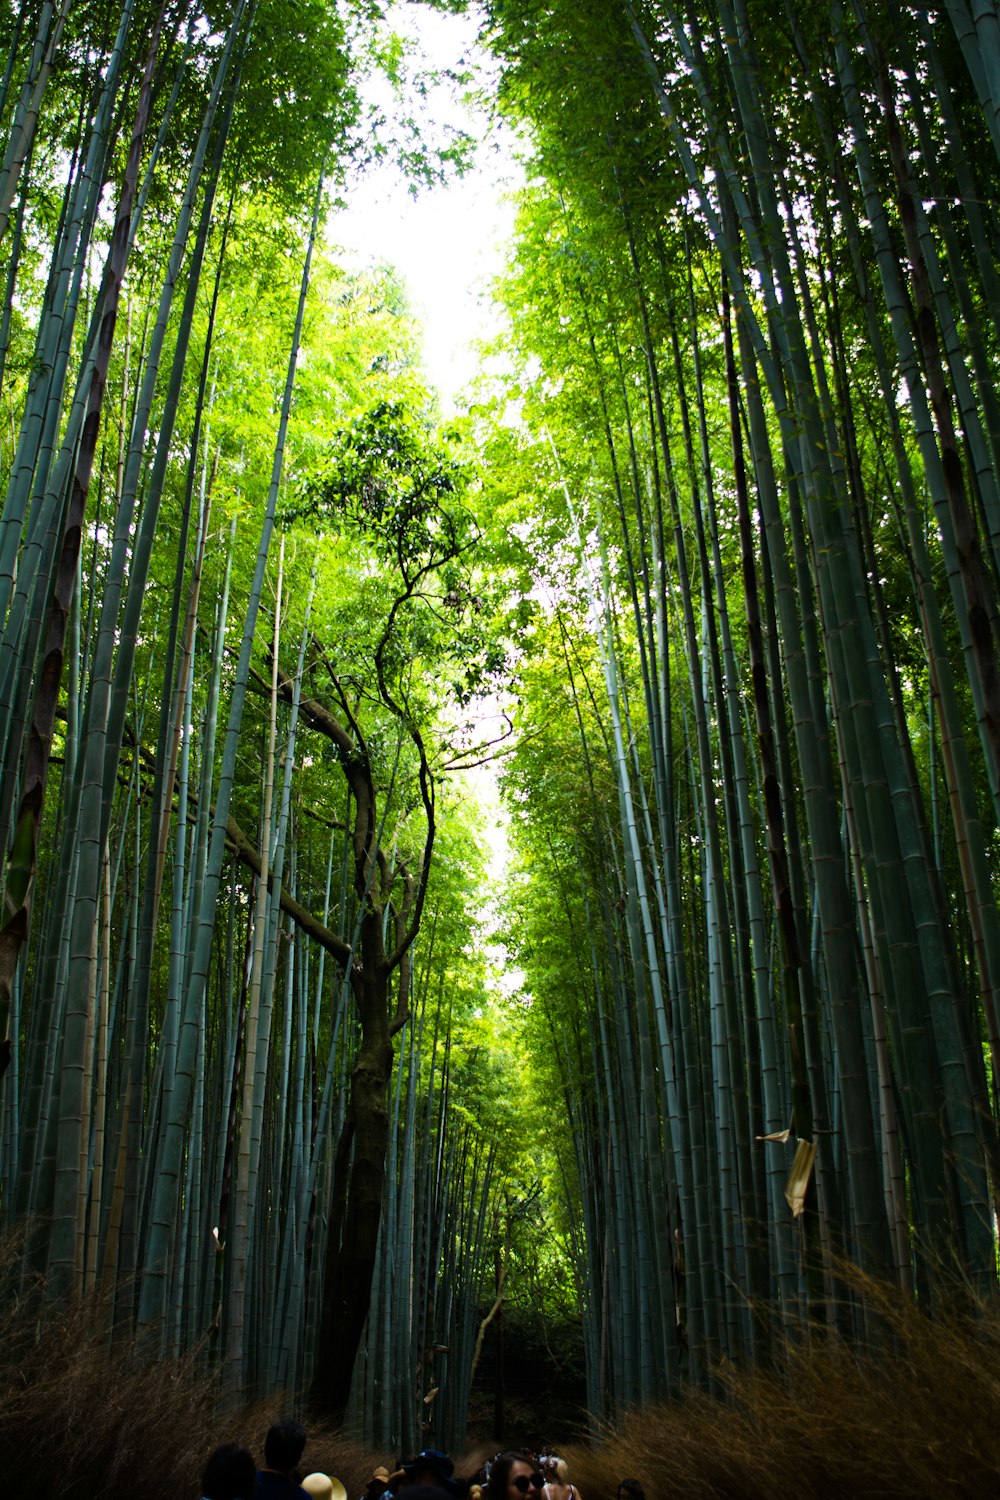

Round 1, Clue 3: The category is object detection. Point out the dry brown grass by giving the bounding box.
[2,1263,999,1498]
[557,1277,1000,1499]
[0,1245,383,1500]
[0,1300,385,1500]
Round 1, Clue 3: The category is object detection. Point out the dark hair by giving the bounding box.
[486,1454,537,1500]
[400,1452,467,1499]
[617,1482,645,1500]
[264,1418,307,1472]
[201,1442,256,1500]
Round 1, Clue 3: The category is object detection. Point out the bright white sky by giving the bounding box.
[331,1,522,409]
[331,3,524,990]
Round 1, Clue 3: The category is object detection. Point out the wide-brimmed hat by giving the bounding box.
[367,1469,391,1487]
[302,1473,347,1500]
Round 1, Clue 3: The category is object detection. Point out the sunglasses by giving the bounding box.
[512,1479,545,1493]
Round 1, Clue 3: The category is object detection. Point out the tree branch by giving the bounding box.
[224,813,353,967]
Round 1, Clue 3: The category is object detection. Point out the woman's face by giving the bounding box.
[506,1461,543,1500]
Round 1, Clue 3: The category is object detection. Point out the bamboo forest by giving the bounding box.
[6,0,1000,1493]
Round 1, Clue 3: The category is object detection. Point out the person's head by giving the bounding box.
[264,1418,307,1474]
[404,1451,450,1486]
[617,1480,645,1500]
[486,1454,545,1500]
[400,1451,466,1497]
[201,1442,256,1500]
[551,1463,568,1487]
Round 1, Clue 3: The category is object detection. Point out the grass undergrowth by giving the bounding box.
[559,1273,1000,1499]
[2,1258,998,1498]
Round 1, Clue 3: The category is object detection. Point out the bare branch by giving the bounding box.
[224,814,353,967]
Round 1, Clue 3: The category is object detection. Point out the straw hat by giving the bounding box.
[302,1474,348,1500]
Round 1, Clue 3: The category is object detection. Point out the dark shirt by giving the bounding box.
[255,1471,309,1500]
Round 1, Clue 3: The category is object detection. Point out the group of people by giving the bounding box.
[481,1451,578,1500]
[199,1432,645,1500]
[479,1451,641,1500]
[358,1448,576,1500]
[200,1418,342,1500]
[360,1447,644,1500]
